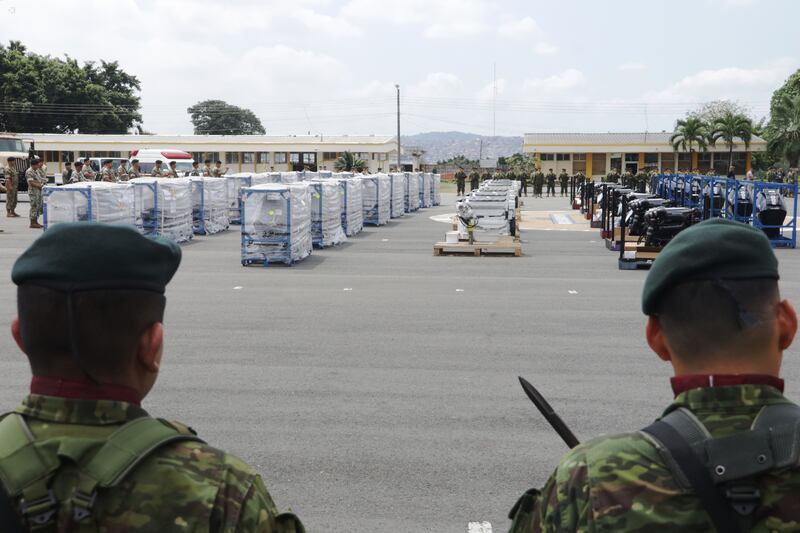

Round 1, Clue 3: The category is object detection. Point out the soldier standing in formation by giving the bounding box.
[190,161,201,176]
[558,169,569,197]
[167,161,180,178]
[509,219,800,532]
[621,168,633,187]
[468,168,480,191]
[203,159,213,177]
[25,157,47,229]
[454,168,467,196]
[518,169,530,197]
[545,169,556,197]
[151,160,166,177]
[82,157,96,181]
[61,161,72,185]
[100,160,116,182]
[1,223,306,531]
[605,168,620,183]
[533,168,544,198]
[213,160,228,177]
[127,159,142,179]
[69,161,85,183]
[4,157,19,217]
[116,159,129,181]
[634,168,648,193]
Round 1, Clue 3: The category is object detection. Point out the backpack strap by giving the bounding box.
[0,413,60,531]
[69,416,204,522]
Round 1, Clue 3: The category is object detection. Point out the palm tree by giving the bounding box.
[334,151,367,172]
[767,93,800,168]
[708,112,754,168]
[670,117,708,170]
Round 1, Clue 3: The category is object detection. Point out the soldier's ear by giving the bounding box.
[777,300,797,352]
[11,318,25,354]
[136,322,163,373]
[646,316,672,363]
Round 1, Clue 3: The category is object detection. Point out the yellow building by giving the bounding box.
[523,132,767,177]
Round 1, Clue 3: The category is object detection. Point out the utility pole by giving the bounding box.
[492,62,497,138]
[395,84,401,172]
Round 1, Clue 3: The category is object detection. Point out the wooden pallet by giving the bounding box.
[434,237,522,257]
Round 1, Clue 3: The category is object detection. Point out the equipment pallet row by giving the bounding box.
[433,236,522,257]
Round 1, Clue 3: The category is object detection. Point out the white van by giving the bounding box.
[129,149,195,176]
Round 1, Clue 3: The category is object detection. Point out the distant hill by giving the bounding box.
[401,131,523,164]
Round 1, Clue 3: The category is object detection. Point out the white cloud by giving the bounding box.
[408,73,464,97]
[618,62,647,71]
[341,0,492,39]
[523,69,587,92]
[645,58,796,102]
[497,17,543,40]
[534,42,559,56]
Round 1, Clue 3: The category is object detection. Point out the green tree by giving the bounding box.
[670,117,708,167]
[767,93,800,167]
[768,69,800,124]
[687,100,753,125]
[334,151,367,172]
[187,100,265,135]
[436,155,478,168]
[505,152,536,174]
[0,41,141,133]
[708,112,754,168]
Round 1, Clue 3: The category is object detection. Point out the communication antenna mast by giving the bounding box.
[492,62,497,138]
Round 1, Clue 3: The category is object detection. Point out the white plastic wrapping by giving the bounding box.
[226,174,274,223]
[241,183,312,266]
[309,180,347,247]
[280,172,300,184]
[389,173,406,218]
[339,178,363,236]
[419,173,432,208]
[43,182,135,228]
[361,174,391,225]
[130,177,194,243]
[432,173,441,206]
[405,172,420,212]
[191,177,229,235]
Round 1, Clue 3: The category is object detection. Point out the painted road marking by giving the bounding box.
[233,286,243,290]
[468,522,492,533]
[430,213,455,223]
[381,238,389,242]
[343,288,353,291]
[456,289,465,292]
[568,290,578,295]
[549,213,575,225]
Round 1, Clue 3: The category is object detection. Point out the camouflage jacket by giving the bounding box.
[508,385,800,532]
[25,167,46,191]
[2,394,305,532]
[128,167,142,179]
[204,166,213,177]
[545,172,556,184]
[3,166,16,187]
[100,167,116,182]
[454,170,467,182]
[116,166,129,181]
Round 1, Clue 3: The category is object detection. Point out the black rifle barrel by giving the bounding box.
[518,376,580,449]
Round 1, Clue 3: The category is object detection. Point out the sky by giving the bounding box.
[2,0,798,137]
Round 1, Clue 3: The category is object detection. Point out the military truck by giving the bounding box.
[0,133,31,193]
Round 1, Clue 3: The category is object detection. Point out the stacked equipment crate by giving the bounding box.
[241,183,312,266]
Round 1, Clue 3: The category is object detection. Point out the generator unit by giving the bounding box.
[129,177,194,243]
[43,182,135,229]
[241,183,312,266]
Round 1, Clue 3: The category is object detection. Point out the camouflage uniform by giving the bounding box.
[469,171,480,191]
[116,165,129,181]
[2,394,304,532]
[606,170,619,184]
[455,170,467,195]
[3,165,18,214]
[203,164,213,177]
[481,171,491,183]
[533,171,545,197]
[190,166,201,176]
[545,171,556,197]
[213,166,226,177]
[100,166,117,182]
[151,165,165,177]
[61,167,72,185]
[558,171,569,196]
[508,384,800,532]
[69,169,85,184]
[82,164,97,181]
[167,166,180,178]
[127,166,142,180]
[26,166,47,222]
[634,170,648,193]
[518,171,530,196]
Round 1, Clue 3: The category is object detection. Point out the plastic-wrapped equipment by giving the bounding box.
[418,173,432,208]
[389,173,406,218]
[241,183,312,266]
[43,182,135,228]
[130,177,194,243]
[191,177,229,235]
[405,172,420,212]
[361,174,391,225]
[339,178,363,236]
[309,180,347,247]
[280,172,301,184]
[432,173,441,206]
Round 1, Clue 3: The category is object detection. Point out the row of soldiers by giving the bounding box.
[454,168,576,197]
[62,158,228,184]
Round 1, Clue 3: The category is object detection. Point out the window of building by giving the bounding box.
[274,152,287,164]
[290,153,300,164]
[677,153,692,171]
[698,152,712,171]
[258,152,269,163]
[225,152,239,165]
[572,153,586,161]
[42,151,59,163]
[358,152,370,160]
[61,151,74,163]
[302,153,315,164]
[539,153,555,161]
[714,152,746,175]
[242,152,255,164]
[322,152,338,160]
[624,153,639,162]
[556,153,571,161]
[660,153,675,172]
[378,153,387,161]
[644,153,659,165]
[572,160,587,173]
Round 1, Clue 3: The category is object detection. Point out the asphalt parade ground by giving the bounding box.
[2,194,800,532]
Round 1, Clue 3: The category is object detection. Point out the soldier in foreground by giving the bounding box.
[116,159,129,181]
[25,157,47,229]
[0,223,305,532]
[100,159,116,182]
[4,157,19,217]
[508,218,800,532]
[455,167,466,196]
[151,159,166,177]
[533,168,544,198]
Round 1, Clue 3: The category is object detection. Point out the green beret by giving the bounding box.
[642,218,779,315]
[12,223,181,293]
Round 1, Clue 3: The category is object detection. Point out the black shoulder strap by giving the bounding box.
[0,483,24,533]
[642,420,744,533]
